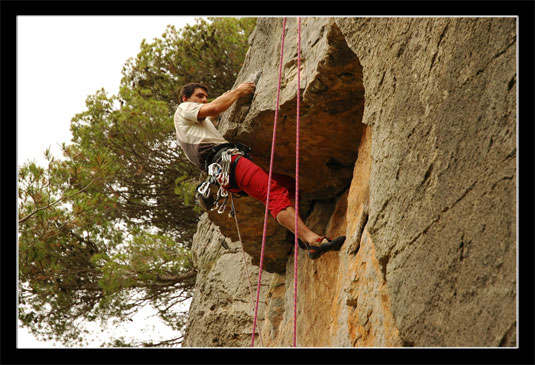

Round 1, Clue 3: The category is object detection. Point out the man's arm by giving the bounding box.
[207,90,231,122]
[197,82,255,121]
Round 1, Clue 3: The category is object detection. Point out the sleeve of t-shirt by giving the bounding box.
[181,102,205,124]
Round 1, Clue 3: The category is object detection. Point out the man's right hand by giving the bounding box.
[235,82,256,97]
[198,82,256,121]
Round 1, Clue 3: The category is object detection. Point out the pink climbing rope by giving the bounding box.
[251,17,286,347]
[293,17,301,348]
[231,195,264,346]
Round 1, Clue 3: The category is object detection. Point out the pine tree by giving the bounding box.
[18,17,256,347]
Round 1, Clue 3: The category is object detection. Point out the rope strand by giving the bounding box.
[230,195,264,346]
[293,17,302,348]
[251,16,287,347]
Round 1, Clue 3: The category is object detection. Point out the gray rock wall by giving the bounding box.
[183,17,516,347]
[182,215,273,347]
[336,17,516,346]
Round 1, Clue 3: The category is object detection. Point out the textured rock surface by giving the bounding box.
[336,17,516,346]
[183,17,516,347]
[206,17,365,273]
[182,214,273,347]
[260,125,402,347]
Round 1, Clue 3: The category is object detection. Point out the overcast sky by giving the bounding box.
[17,15,199,167]
[17,15,200,348]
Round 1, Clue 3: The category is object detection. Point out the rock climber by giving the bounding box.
[174,82,345,259]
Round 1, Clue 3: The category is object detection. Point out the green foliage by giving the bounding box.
[69,87,200,240]
[18,17,256,347]
[18,156,124,345]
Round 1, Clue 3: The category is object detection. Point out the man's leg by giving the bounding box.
[231,155,346,258]
[232,156,321,244]
[275,205,322,245]
[274,199,346,258]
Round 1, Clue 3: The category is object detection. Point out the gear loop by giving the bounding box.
[198,148,244,215]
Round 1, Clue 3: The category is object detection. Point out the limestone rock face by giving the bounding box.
[219,17,364,200]
[182,214,273,347]
[336,17,516,347]
[183,17,516,348]
[206,17,365,273]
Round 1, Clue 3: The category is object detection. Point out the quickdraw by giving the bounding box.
[195,148,244,215]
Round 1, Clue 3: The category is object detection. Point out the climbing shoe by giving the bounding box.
[307,236,346,260]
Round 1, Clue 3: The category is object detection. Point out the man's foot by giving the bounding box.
[307,236,346,259]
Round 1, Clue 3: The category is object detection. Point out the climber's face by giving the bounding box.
[183,88,209,104]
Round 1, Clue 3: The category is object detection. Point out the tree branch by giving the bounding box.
[19,180,95,225]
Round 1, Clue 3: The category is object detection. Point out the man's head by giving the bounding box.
[180,83,209,104]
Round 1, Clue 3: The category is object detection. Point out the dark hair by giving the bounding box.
[179,83,208,102]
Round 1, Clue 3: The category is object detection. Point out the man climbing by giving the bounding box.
[174,82,345,259]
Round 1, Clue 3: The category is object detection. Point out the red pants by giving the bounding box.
[226,155,295,219]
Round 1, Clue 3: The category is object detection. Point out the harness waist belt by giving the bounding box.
[204,143,251,192]
[204,143,251,172]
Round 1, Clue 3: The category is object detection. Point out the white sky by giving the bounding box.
[17,15,199,348]
[17,15,199,167]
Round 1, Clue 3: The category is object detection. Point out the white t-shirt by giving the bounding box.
[174,101,228,170]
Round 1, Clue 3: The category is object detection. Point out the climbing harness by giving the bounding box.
[194,143,251,215]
